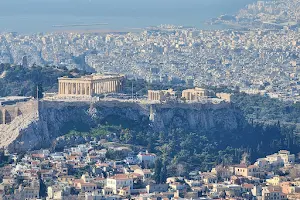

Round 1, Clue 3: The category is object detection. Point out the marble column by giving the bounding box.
[88,83,91,96]
[113,80,116,92]
[66,83,69,94]
[100,82,104,93]
[76,83,78,95]
[84,83,87,95]
[81,83,84,95]
[104,82,107,93]
[79,83,81,95]
[69,83,71,95]
[72,83,74,94]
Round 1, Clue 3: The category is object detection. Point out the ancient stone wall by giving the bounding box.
[0,100,38,149]
[0,100,37,124]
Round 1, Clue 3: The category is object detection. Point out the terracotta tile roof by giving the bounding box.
[234,164,247,168]
[242,183,254,189]
[109,174,133,180]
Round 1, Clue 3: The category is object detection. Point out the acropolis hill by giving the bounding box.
[0,74,242,153]
[0,98,242,153]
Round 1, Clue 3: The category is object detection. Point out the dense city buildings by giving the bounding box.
[0,141,299,200]
[0,1,299,102]
[1,0,300,199]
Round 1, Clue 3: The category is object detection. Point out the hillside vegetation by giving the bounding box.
[0,63,88,97]
[1,64,300,175]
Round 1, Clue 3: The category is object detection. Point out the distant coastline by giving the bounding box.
[52,23,108,28]
[0,0,257,33]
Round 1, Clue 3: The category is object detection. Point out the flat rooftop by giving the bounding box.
[58,73,125,81]
[0,96,32,105]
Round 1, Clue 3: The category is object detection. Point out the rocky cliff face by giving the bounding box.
[150,103,242,132]
[5,100,244,153]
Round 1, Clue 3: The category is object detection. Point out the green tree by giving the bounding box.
[38,172,47,198]
[154,158,162,183]
[160,160,168,183]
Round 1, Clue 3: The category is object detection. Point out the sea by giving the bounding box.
[0,0,257,34]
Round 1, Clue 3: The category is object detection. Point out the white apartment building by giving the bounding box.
[106,174,133,194]
[255,150,295,168]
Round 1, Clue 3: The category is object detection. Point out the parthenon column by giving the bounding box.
[78,83,80,95]
[81,83,83,95]
[72,83,74,94]
[88,83,91,96]
[116,81,120,92]
[65,83,67,95]
[78,83,81,95]
[100,82,103,93]
[68,83,71,95]
[112,80,116,92]
[76,83,79,95]
[84,83,87,96]
[103,82,107,93]
[66,83,68,95]
[97,82,100,94]
[107,81,110,92]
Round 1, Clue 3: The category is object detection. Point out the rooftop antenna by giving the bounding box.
[131,81,134,101]
[36,85,39,117]
[36,85,39,101]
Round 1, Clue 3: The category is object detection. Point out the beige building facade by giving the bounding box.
[182,87,213,101]
[148,89,176,101]
[216,93,232,102]
[58,74,125,97]
[106,174,133,194]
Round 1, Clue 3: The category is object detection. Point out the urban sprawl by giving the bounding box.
[0,1,300,102]
[1,0,300,200]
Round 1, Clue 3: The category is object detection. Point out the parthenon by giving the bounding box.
[58,74,125,97]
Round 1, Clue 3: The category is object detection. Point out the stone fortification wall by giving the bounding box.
[0,100,36,124]
[0,100,38,149]
[155,101,231,110]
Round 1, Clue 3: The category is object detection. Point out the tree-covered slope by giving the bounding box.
[0,64,88,97]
